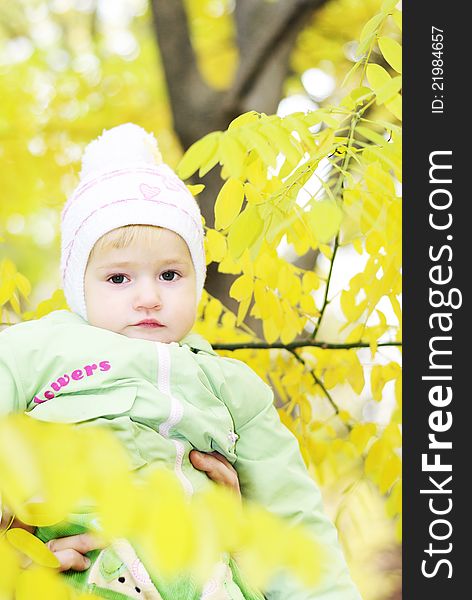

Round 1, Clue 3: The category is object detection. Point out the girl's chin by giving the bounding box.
[123,327,174,343]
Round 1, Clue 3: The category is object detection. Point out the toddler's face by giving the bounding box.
[84,229,197,343]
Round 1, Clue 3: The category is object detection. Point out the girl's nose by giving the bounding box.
[134,281,162,309]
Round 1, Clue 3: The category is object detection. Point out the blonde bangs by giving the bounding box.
[90,225,163,259]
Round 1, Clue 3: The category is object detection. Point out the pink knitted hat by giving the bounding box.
[61,123,206,319]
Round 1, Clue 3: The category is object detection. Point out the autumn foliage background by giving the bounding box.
[0,1,402,599]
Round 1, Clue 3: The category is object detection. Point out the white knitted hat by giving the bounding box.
[61,123,206,320]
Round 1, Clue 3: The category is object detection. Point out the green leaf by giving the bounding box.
[378,36,402,73]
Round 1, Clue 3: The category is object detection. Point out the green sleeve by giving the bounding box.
[220,359,361,600]
[0,330,25,416]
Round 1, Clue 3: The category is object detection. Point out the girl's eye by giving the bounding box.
[160,270,179,281]
[108,274,128,284]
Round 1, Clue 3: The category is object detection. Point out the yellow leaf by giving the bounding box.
[0,537,20,595]
[177,132,221,180]
[261,121,302,167]
[244,182,265,205]
[186,184,205,196]
[381,0,399,14]
[9,292,21,314]
[240,248,255,278]
[319,244,333,260]
[383,423,402,448]
[379,454,401,493]
[358,14,384,54]
[228,111,260,130]
[254,280,271,319]
[378,36,402,74]
[340,290,366,321]
[266,292,284,328]
[214,177,245,230]
[365,439,389,479]
[345,323,364,343]
[386,480,402,518]
[365,161,396,197]
[356,125,388,147]
[386,93,402,121]
[302,271,320,293]
[367,63,402,105]
[299,294,318,316]
[205,229,227,263]
[352,238,363,254]
[218,252,242,275]
[6,528,60,569]
[242,129,278,168]
[350,423,376,453]
[227,205,264,259]
[254,252,278,288]
[220,134,246,179]
[366,63,390,90]
[16,565,71,600]
[262,317,279,343]
[229,274,254,301]
[346,358,365,394]
[237,296,251,325]
[305,201,343,243]
[365,231,384,255]
[392,9,402,31]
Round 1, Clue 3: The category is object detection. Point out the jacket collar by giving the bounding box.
[179,332,218,355]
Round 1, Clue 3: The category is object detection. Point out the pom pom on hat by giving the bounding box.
[79,123,163,181]
[61,122,206,320]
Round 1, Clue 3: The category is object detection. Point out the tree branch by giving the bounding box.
[150,0,223,145]
[226,0,327,116]
[288,348,340,416]
[212,340,401,351]
[311,110,361,340]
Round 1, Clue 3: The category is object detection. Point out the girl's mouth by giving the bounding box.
[134,320,164,328]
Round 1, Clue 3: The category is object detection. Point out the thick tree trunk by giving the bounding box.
[150,0,327,315]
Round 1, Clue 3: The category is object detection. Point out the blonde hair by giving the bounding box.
[88,225,163,263]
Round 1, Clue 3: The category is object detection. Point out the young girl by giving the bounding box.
[0,124,361,600]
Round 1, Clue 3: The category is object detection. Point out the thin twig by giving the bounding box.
[288,348,340,416]
[212,340,401,351]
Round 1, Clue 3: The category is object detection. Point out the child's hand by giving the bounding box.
[46,533,106,572]
[189,450,241,499]
[2,508,105,572]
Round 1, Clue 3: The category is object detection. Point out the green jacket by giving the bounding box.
[0,310,361,600]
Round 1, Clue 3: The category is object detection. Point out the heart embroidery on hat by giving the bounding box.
[140,183,161,199]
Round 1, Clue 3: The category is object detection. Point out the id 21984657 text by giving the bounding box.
[431,26,444,114]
